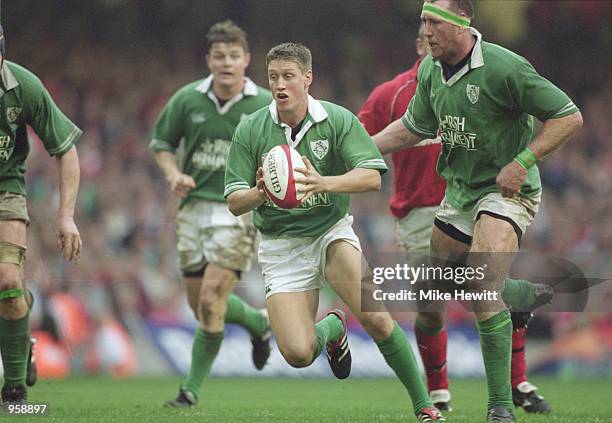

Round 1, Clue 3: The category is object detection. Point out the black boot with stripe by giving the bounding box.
[325,309,351,379]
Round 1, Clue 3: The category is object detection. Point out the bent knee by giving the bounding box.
[279,345,315,368]
[198,285,227,319]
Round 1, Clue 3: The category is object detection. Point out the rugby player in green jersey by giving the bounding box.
[0,25,82,405]
[225,42,445,422]
[373,1,583,421]
[150,21,273,408]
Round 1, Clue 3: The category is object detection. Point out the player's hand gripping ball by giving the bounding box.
[262,145,306,208]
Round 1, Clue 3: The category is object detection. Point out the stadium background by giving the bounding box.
[2,0,610,382]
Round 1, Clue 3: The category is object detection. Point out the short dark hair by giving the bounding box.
[266,43,312,73]
[428,0,475,19]
[206,20,249,52]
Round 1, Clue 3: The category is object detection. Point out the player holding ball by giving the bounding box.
[225,42,445,422]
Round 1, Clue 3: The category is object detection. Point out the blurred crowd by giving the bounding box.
[2,1,610,375]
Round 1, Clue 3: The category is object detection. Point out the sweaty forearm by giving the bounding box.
[372,119,423,155]
[323,168,381,193]
[529,111,583,161]
[56,146,80,217]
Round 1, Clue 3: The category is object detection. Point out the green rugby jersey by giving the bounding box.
[402,28,579,211]
[150,76,272,207]
[225,95,387,238]
[0,61,82,196]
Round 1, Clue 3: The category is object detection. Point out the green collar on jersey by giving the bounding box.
[268,95,329,148]
[433,27,484,87]
[195,74,259,114]
[195,74,258,96]
[268,94,328,127]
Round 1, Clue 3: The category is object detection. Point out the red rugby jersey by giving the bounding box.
[358,58,445,218]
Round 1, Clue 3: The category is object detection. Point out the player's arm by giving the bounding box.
[528,111,583,161]
[225,124,263,216]
[56,146,82,262]
[372,119,424,155]
[227,188,264,216]
[153,150,195,198]
[150,89,195,197]
[496,112,582,198]
[21,68,83,261]
[496,60,583,197]
[295,159,380,201]
[226,167,268,216]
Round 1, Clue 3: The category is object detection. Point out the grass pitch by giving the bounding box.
[11,376,612,422]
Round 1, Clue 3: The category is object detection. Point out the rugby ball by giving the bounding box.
[262,145,306,208]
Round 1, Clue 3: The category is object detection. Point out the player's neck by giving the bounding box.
[279,102,308,128]
[212,79,245,101]
[446,34,476,66]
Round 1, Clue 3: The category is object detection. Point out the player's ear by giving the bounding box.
[304,69,313,89]
[244,52,251,68]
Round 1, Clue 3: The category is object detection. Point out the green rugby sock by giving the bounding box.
[225,294,268,337]
[477,309,514,411]
[313,313,344,359]
[0,313,30,386]
[376,322,432,413]
[181,328,223,401]
[501,278,536,310]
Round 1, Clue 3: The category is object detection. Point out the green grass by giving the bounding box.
[7,377,612,422]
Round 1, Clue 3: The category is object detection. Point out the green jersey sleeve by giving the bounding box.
[506,59,579,121]
[337,111,387,174]
[402,60,438,138]
[224,122,257,197]
[22,71,82,156]
[150,91,185,153]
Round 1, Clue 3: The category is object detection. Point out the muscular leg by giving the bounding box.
[186,271,267,337]
[0,220,30,390]
[324,240,433,414]
[179,261,269,405]
[469,215,518,414]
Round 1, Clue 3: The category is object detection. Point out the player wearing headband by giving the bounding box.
[373,1,582,421]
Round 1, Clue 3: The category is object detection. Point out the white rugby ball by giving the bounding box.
[262,145,306,209]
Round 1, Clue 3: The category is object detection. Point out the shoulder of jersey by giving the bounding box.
[3,61,40,85]
[481,42,528,72]
[318,100,353,118]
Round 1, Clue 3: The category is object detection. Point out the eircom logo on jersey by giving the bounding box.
[440,115,477,151]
